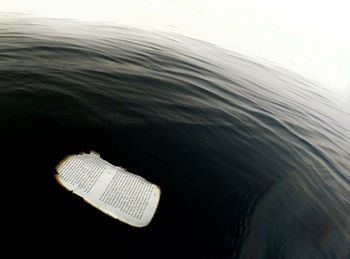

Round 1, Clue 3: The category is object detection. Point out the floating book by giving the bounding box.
[55,152,161,227]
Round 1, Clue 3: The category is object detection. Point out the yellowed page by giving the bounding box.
[55,152,160,227]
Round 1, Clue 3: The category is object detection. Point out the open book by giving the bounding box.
[55,152,161,227]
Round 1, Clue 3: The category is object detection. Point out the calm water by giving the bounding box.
[1,16,349,258]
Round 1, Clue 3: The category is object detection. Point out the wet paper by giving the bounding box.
[55,152,161,227]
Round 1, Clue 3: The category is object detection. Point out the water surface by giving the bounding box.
[1,15,349,259]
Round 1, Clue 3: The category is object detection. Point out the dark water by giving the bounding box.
[1,16,349,258]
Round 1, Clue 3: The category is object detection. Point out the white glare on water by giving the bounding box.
[2,0,350,95]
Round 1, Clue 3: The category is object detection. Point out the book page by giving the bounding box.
[55,152,161,227]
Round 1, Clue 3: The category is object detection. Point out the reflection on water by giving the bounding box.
[0,15,349,259]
